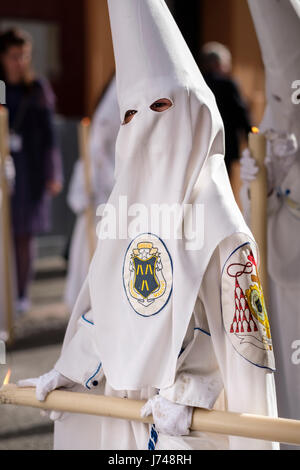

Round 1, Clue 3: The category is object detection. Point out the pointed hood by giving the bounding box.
[108,0,208,112]
[249,1,300,292]
[76,0,253,389]
[248,0,300,133]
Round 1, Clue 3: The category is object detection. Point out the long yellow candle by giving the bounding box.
[1,384,300,446]
[78,118,97,261]
[248,128,268,301]
[0,106,14,344]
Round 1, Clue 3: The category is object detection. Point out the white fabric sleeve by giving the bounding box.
[54,309,104,390]
[159,289,223,410]
[203,234,278,450]
[161,234,279,449]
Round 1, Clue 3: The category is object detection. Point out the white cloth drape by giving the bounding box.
[55,233,277,450]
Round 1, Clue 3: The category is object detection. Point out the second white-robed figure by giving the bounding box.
[64,77,119,311]
[241,0,300,447]
[19,0,278,450]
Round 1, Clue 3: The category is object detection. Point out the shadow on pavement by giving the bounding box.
[7,325,67,353]
[0,423,54,441]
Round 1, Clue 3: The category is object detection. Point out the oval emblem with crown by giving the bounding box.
[123,233,173,317]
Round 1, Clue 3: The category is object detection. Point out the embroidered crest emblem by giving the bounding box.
[123,234,173,317]
[222,244,275,370]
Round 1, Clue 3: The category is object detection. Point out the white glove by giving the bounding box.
[40,409,64,422]
[141,395,193,437]
[265,131,298,190]
[68,186,95,214]
[267,131,298,159]
[240,148,259,184]
[67,160,95,214]
[240,148,258,224]
[17,369,75,402]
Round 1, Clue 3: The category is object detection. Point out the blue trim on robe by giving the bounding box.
[85,362,102,390]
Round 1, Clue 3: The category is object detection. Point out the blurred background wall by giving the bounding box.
[0,0,265,119]
[0,0,265,256]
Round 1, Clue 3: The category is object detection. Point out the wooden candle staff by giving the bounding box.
[248,127,268,300]
[78,118,97,261]
[1,383,300,446]
[0,106,15,344]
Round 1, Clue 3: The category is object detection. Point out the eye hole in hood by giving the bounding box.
[122,98,173,125]
[150,98,173,112]
[122,109,138,125]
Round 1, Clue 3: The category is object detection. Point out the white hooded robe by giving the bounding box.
[53,0,278,450]
[247,0,300,441]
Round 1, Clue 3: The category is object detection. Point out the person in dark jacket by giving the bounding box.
[0,28,63,313]
[201,42,252,182]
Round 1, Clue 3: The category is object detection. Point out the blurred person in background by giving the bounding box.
[201,42,252,204]
[0,28,63,314]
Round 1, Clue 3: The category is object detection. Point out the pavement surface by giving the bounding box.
[0,256,70,450]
